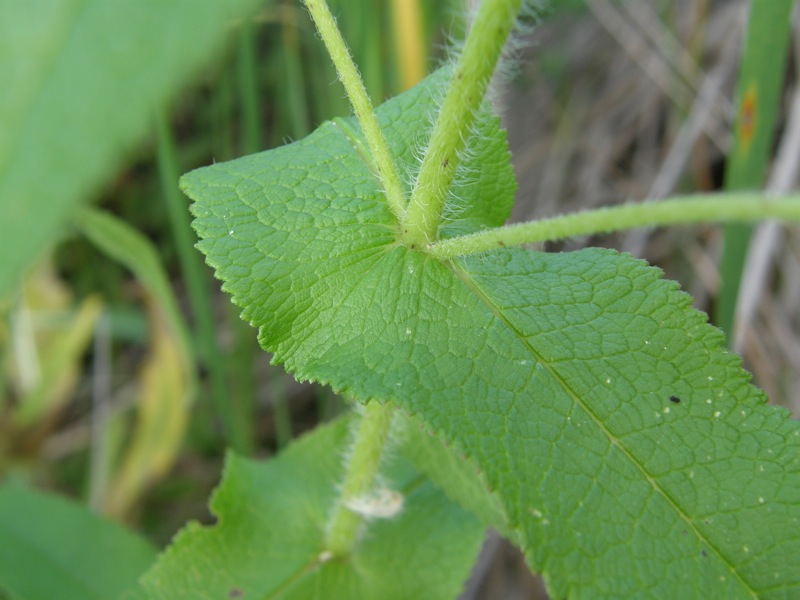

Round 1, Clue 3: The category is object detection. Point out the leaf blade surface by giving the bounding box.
[183,71,800,599]
[130,417,484,600]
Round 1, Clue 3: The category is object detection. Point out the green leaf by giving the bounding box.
[397,410,512,540]
[184,70,800,597]
[335,67,516,239]
[0,0,262,298]
[457,248,800,597]
[129,416,484,600]
[0,483,156,600]
[74,208,195,376]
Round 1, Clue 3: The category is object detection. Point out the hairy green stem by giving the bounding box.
[307,0,404,559]
[304,0,406,222]
[428,193,800,260]
[401,0,522,246]
[325,401,394,557]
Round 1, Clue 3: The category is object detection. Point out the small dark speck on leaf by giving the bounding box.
[229,588,244,598]
[669,395,681,404]
[498,240,505,246]
[701,549,708,558]
[442,158,449,168]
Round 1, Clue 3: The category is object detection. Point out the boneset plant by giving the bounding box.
[134,0,800,598]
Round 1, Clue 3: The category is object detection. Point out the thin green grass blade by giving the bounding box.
[212,65,237,162]
[281,1,312,139]
[358,0,387,101]
[716,0,794,337]
[231,15,267,446]
[73,208,196,401]
[237,18,263,155]
[157,112,253,454]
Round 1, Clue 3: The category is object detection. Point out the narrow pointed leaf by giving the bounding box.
[184,71,800,598]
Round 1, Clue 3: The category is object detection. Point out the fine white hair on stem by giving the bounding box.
[403,83,445,196]
[455,0,546,89]
[411,0,546,226]
[441,102,502,227]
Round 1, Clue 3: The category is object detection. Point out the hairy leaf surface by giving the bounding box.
[130,417,484,600]
[183,71,800,598]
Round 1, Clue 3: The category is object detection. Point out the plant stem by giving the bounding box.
[304,0,406,222]
[401,0,522,247]
[428,193,800,260]
[325,401,394,557]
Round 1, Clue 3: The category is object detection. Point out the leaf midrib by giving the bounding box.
[447,257,757,598]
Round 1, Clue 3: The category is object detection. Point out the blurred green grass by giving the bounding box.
[0,0,455,537]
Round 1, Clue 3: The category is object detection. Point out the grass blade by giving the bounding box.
[716,0,794,338]
[157,112,253,454]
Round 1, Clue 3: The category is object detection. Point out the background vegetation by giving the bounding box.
[1,0,798,597]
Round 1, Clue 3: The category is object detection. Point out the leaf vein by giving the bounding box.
[447,258,757,598]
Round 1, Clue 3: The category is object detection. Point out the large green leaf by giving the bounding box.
[397,410,514,538]
[0,0,262,298]
[130,416,484,599]
[183,71,800,597]
[0,483,156,600]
